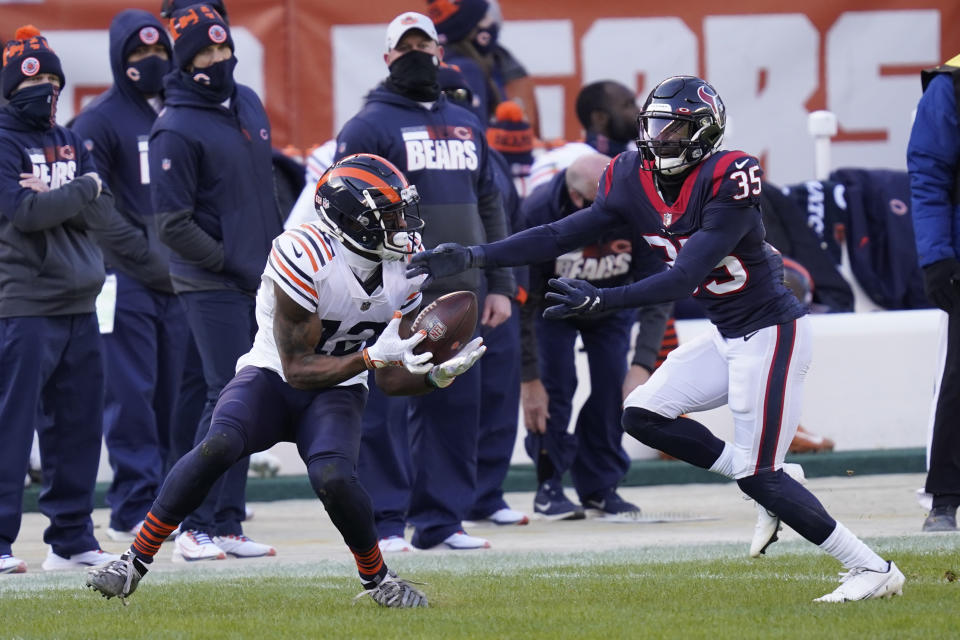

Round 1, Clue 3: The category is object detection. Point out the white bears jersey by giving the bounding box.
[235,221,424,388]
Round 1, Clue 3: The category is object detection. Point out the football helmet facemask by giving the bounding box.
[636,75,726,175]
[314,153,424,261]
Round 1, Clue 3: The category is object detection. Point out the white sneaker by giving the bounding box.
[0,554,27,574]
[42,548,121,571]
[814,561,905,603]
[212,535,276,558]
[442,530,491,550]
[749,463,806,558]
[172,530,226,562]
[485,508,530,526]
[378,536,415,553]
[106,521,144,542]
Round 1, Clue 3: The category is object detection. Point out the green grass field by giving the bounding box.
[2,536,958,640]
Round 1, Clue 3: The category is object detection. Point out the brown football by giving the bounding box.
[410,291,478,363]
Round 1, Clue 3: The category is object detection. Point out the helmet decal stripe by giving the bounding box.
[316,167,402,203]
[348,152,410,187]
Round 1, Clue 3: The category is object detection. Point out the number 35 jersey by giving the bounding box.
[597,150,805,338]
[235,222,424,387]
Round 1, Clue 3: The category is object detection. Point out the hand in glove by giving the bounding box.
[922,258,960,312]
[426,337,486,389]
[406,243,482,286]
[543,277,605,319]
[363,312,434,374]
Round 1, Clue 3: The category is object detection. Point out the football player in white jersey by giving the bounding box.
[87,154,486,608]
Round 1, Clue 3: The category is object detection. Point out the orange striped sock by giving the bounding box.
[351,544,386,586]
[131,512,179,562]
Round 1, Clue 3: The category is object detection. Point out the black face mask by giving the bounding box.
[126,55,170,96]
[386,50,439,101]
[8,83,58,130]
[471,25,499,56]
[183,55,237,103]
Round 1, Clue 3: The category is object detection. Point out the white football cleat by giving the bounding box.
[814,561,905,603]
[212,534,276,558]
[42,548,121,571]
[378,536,415,553]
[172,530,226,562]
[749,463,806,558]
[442,530,490,550]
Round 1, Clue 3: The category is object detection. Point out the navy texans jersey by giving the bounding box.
[481,149,806,337]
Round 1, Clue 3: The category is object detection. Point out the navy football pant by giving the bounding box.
[102,272,189,531]
[525,310,633,500]
[169,334,205,472]
[357,373,412,539]
[469,307,521,519]
[0,314,103,557]
[152,367,376,552]
[178,290,256,536]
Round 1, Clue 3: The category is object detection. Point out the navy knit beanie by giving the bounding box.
[161,0,228,21]
[1,25,65,99]
[427,0,489,45]
[167,4,233,70]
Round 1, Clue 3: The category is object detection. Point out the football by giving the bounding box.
[410,290,478,363]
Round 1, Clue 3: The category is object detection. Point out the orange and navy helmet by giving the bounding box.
[314,153,425,259]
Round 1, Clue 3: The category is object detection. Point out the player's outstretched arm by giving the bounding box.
[405,243,484,286]
[273,283,429,390]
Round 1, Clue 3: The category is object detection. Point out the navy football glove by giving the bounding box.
[543,277,604,319]
[922,258,960,312]
[406,243,482,286]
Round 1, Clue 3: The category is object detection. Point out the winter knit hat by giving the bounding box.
[1,25,65,99]
[487,101,534,168]
[161,0,228,21]
[122,14,173,62]
[426,0,488,45]
[167,4,233,70]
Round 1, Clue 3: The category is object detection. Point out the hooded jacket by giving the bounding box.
[0,100,112,316]
[148,67,283,293]
[336,85,513,299]
[71,9,175,292]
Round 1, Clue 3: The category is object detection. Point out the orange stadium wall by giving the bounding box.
[2,1,958,184]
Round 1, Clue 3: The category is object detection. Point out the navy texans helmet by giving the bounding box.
[636,75,726,175]
[314,153,424,260]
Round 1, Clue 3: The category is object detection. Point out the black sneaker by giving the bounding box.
[922,505,957,532]
[533,481,585,521]
[582,489,642,519]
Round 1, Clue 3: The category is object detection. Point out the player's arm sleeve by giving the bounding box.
[602,205,757,309]
[150,130,224,271]
[907,74,960,266]
[630,302,672,371]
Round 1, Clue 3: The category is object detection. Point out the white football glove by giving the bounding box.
[426,337,486,389]
[363,312,434,374]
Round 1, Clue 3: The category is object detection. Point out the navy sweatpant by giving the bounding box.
[178,290,257,536]
[102,272,189,531]
[470,306,521,519]
[525,309,633,499]
[0,314,104,557]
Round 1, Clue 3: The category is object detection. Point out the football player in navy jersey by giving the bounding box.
[408,75,905,603]
[86,154,485,607]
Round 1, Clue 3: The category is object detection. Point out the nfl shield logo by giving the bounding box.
[426,319,447,341]
[360,301,371,311]
[162,158,172,171]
